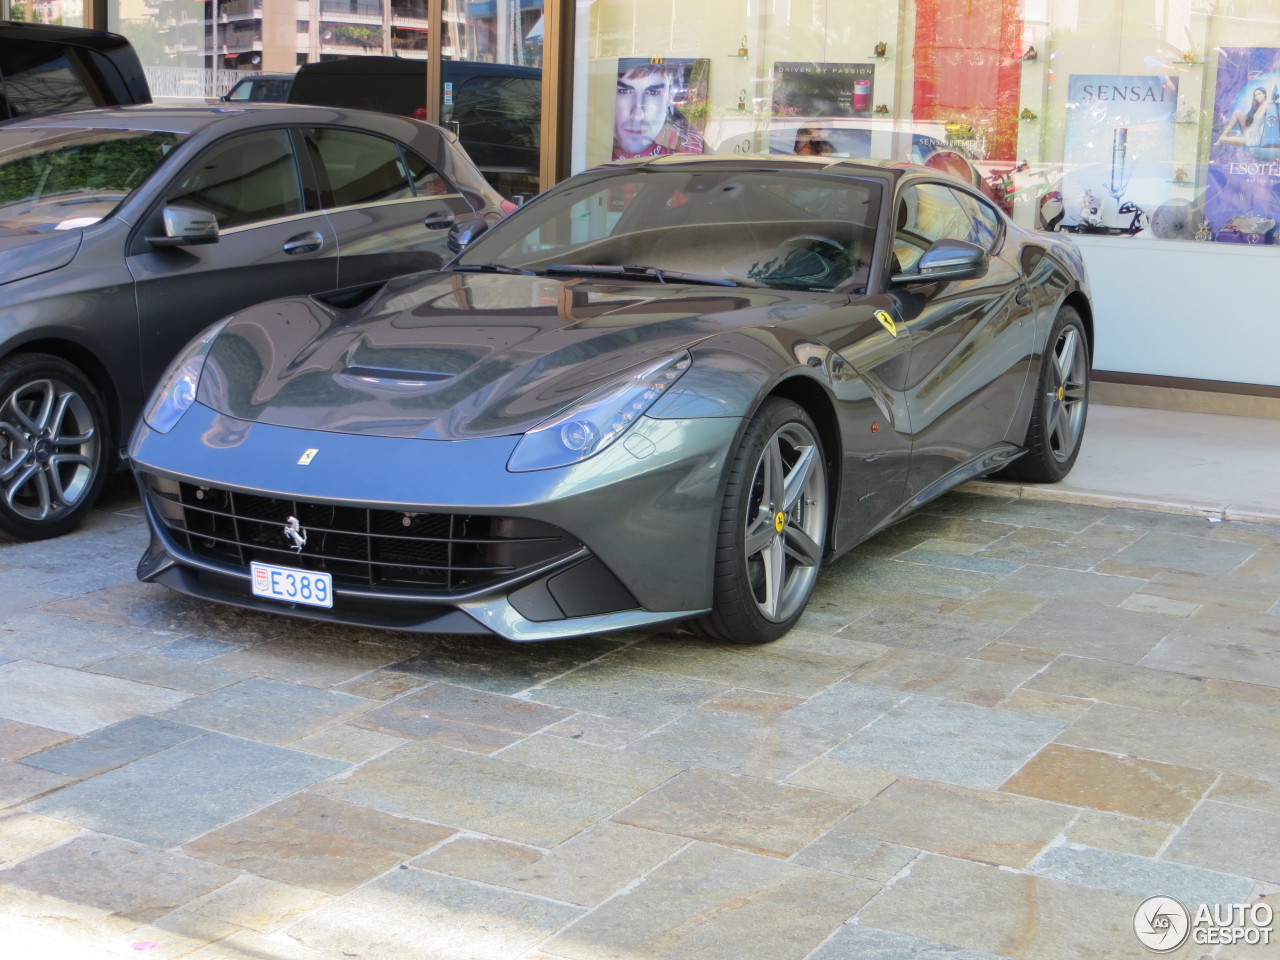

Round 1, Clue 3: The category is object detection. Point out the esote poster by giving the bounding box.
[1205,47,1280,244]
[612,58,710,161]
[1060,74,1178,234]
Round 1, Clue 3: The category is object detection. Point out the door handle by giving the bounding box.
[283,231,325,255]
[424,211,456,230]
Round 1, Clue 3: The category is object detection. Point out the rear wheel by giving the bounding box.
[0,354,109,541]
[696,398,828,644]
[1003,305,1090,483]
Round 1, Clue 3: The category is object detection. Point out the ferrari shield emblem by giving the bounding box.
[297,448,319,466]
[875,310,900,337]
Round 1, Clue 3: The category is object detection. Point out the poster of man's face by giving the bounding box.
[613,58,709,161]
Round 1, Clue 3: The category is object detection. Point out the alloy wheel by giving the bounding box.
[0,377,101,522]
[1045,322,1089,463]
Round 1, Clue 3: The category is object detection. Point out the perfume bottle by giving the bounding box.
[1260,85,1280,149]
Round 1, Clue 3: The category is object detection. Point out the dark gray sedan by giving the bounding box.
[130,155,1092,644]
[0,104,508,540]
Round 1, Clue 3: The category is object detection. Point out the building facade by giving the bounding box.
[6,0,1279,402]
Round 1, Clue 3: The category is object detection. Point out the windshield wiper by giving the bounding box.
[543,264,740,287]
[452,263,536,276]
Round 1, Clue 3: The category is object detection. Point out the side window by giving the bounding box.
[401,150,451,197]
[308,128,414,207]
[893,183,973,272]
[165,130,303,230]
[0,50,97,118]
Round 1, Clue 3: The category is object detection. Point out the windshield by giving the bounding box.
[0,127,185,233]
[457,166,883,293]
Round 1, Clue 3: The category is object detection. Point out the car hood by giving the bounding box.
[0,229,83,285]
[197,271,841,440]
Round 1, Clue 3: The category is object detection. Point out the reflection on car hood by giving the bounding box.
[0,229,82,285]
[197,271,834,439]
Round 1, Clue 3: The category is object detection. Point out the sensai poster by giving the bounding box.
[612,58,710,161]
[1060,75,1178,233]
[1205,47,1280,244]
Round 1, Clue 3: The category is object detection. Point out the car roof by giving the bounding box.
[0,103,437,136]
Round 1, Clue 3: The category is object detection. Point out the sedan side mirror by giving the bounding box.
[448,218,489,253]
[146,204,220,248]
[892,238,988,284]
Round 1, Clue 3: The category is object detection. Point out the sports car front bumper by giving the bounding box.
[131,403,743,641]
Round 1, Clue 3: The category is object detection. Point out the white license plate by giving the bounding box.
[250,561,333,608]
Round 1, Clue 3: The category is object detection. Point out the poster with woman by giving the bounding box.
[612,58,710,161]
[1205,47,1280,244]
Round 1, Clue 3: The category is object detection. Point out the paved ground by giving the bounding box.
[1,471,1279,960]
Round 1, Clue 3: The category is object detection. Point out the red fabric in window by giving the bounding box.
[913,0,1022,161]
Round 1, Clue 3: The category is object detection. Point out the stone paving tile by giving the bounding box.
[184,874,333,933]
[924,659,1042,708]
[0,834,235,942]
[952,590,1047,624]
[625,684,902,781]
[1209,775,1280,815]
[921,492,1114,532]
[86,651,248,694]
[995,598,1178,664]
[26,733,348,847]
[1131,568,1280,613]
[1119,593,1201,617]
[1064,810,1173,858]
[0,617,177,669]
[412,837,543,884]
[811,924,1011,960]
[287,867,584,960]
[0,812,81,865]
[542,712,654,747]
[150,635,242,661]
[352,682,573,753]
[184,929,331,960]
[20,715,204,778]
[785,757,898,801]
[1001,744,1215,824]
[1025,656,1202,712]
[157,676,372,744]
[1030,842,1256,906]
[995,564,1148,607]
[835,606,1011,657]
[290,723,407,762]
[612,768,858,859]
[0,721,72,761]
[104,908,242,957]
[792,828,918,882]
[212,636,416,688]
[855,852,1199,960]
[184,793,455,895]
[974,523,1146,572]
[0,660,189,735]
[313,739,643,847]
[38,580,282,641]
[995,689,1093,721]
[845,648,965,692]
[1162,801,1280,883]
[1170,606,1280,648]
[0,762,69,809]
[859,511,1020,551]
[389,633,626,695]
[475,820,688,907]
[527,660,729,726]
[499,733,680,792]
[1110,531,1259,576]
[332,668,431,700]
[597,637,860,697]
[970,641,1060,668]
[835,778,1071,869]
[821,554,1001,603]
[896,547,1025,576]
[829,696,1068,790]
[543,842,877,960]
[1057,702,1280,782]
[1140,635,1280,689]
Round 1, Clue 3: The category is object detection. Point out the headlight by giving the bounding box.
[507,351,692,472]
[142,319,230,433]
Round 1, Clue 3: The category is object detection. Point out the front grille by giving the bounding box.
[143,475,580,595]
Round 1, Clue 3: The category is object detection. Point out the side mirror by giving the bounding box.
[146,205,220,248]
[892,238,988,284]
[447,218,488,253]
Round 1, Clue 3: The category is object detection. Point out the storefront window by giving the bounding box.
[573,0,1280,249]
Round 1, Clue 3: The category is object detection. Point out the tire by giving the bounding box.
[696,398,828,644]
[1002,305,1090,483]
[0,353,110,541]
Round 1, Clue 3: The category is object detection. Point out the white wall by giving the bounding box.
[1075,234,1280,387]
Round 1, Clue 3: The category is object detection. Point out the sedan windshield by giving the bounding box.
[0,127,185,233]
[457,166,883,293]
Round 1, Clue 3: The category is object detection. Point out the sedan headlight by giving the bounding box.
[143,319,231,433]
[507,351,692,472]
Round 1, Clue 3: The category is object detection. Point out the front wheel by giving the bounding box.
[1002,305,1090,483]
[695,398,828,644]
[0,354,110,541]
